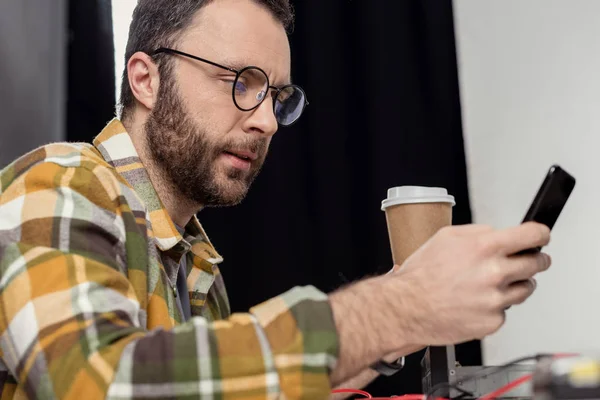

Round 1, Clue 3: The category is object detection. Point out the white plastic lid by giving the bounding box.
[381,186,456,210]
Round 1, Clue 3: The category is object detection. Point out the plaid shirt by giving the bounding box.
[0,119,339,399]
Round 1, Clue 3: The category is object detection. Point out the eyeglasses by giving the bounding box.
[152,48,308,127]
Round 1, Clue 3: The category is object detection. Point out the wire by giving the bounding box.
[424,353,561,400]
[330,388,372,398]
[333,353,579,400]
[330,391,451,400]
[477,353,579,400]
[479,374,532,400]
[424,382,473,400]
[456,353,552,383]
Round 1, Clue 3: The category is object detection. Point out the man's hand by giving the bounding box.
[390,222,551,345]
[328,222,551,386]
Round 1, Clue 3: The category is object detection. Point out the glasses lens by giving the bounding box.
[233,67,269,111]
[274,85,306,126]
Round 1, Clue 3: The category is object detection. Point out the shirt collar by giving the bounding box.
[92,119,222,263]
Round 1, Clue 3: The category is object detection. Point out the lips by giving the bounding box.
[221,149,257,171]
[224,149,258,161]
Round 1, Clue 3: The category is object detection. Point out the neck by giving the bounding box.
[124,113,202,228]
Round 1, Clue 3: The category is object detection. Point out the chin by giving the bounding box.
[205,191,248,208]
[225,182,250,202]
[206,178,250,207]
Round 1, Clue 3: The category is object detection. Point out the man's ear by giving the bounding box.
[127,52,161,110]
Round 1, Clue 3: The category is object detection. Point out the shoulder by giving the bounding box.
[0,141,138,214]
[2,141,108,183]
[0,142,150,273]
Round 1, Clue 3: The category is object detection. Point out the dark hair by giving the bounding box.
[118,0,294,121]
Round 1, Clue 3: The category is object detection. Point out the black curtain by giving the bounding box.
[67,0,115,142]
[201,1,480,397]
[66,0,480,397]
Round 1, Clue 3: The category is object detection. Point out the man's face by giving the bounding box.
[144,0,291,207]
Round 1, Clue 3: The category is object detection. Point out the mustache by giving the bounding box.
[217,137,269,157]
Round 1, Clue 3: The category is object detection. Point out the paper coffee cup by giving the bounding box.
[382,186,455,267]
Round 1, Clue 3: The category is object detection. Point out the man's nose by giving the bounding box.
[242,97,279,137]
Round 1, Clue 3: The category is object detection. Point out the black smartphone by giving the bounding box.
[518,164,576,254]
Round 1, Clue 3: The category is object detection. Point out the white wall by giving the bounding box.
[112,0,138,106]
[454,0,600,365]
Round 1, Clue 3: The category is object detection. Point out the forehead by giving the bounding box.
[179,0,291,83]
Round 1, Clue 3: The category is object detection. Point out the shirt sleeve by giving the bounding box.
[0,161,339,400]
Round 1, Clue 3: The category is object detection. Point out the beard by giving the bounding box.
[143,77,268,207]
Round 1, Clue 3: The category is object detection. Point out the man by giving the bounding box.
[0,0,551,399]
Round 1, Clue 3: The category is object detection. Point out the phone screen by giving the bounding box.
[522,165,576,230]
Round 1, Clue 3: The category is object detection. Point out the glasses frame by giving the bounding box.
[152,47,309,127]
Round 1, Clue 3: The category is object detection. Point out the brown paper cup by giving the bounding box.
[382,187,455,267]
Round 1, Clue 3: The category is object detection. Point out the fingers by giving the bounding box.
[502,278,537,308]
[449,224,495,235]
[502,252,552,284]
[488,222,551,256]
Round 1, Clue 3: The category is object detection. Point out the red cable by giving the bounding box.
[479,353,580,400]
[333,354,579,400]
[479,373,532,400]
[331,391,448,400]
[330,388,372,398]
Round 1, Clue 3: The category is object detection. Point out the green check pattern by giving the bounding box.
[0,119,339,399]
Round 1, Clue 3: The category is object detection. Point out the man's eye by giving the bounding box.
[234,81,248,93]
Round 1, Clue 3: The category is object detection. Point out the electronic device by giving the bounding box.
[518,164,576,254]
[533,355,600,400]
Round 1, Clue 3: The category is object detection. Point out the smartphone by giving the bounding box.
[518,164,576,254]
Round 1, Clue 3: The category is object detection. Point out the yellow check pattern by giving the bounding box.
[0,119,339,399]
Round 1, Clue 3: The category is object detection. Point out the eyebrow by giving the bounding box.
[219,58,292,87]
[218,59,249,72]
